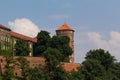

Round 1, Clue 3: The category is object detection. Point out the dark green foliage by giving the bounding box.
[43,47,70,80]
[34,31,51,56]
[15,39,30,56]
[85,49,115,70]
[28,67,45,80]
[50,36,72,55]
[0,43,1,52]
[35,46,46,56]
[67,49,120,80]
[16,57,30,80]
[81,59,106,80]
[111,62,120,80]
[52,66,69,80]
[2,68,14,80]
[37,31,51,45]
[70,70,85,80]
[43,47,62,71]
[34,31,72,62]
[50,36,72,61]
[2,56,15,80]
[78,49,118,80]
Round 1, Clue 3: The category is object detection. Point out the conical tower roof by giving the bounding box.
[56,23,74,31]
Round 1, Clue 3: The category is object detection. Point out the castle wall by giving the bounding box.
[0,56,45,76]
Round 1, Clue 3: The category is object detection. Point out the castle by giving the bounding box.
[0,23,80,75]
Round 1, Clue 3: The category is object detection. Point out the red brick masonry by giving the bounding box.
[0,56,80,76]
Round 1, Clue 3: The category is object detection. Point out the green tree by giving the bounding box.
[81,59,106,80]
[70,70,85,80]
[2,56,15,80]
[111,62,120,80]
[15,39,30,56]
[34,30,72,62]
[16,57,29,80]
[43,47,69,80]
[52,66,69,80]
[50,36,72,56]
[34,31,51,56]
[0,43,1,52]
[80,49,116,80]
[50,36,72,62]
[28,67,45,80]
[85,49,115,70]
[43,48,62,72]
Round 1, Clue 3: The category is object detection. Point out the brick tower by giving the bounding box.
[56,23,75,63]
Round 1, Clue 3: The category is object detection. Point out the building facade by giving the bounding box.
[10,31,37,56]
[0,24,11,51]
[0,24,36,56]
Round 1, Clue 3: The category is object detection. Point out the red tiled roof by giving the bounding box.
[0,24,11,31]
[56,23,74,31]
[10,31,37,43]
[62,63,80,72]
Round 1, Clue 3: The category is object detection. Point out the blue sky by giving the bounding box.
[1,0,120,63]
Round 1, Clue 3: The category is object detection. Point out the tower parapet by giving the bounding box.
[56,23,75,63]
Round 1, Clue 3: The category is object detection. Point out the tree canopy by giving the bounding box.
[85,49,115,70]
[43,47,69,80]
[73,49,119,80]
[28,67,45,80]
[15,39,30,56]
[34,30,72,62]
[34,31,51,56]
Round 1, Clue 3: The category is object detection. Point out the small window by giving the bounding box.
[15,73,18,75]
[0,59,3,63]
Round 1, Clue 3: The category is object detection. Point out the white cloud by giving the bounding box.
[88,32,109,48]
[88,31,120,61]
[8,18,40,37]
[49,14,69,20]
[74,26,93,63]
